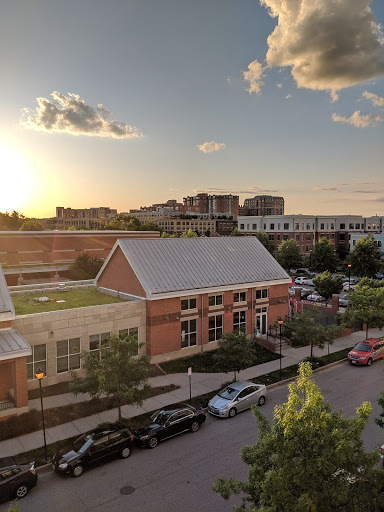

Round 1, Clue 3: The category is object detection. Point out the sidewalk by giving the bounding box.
[1,328,382,458]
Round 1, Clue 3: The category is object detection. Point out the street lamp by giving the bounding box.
[35,368,48,461]
[278,318,284,380]
[347,263,352,291]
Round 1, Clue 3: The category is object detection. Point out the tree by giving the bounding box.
[19,220,43,231]
[230,228,244,236]
[104,214,142,231]
[349,236,382,278]
[343,280,384,338]
[312,271,343,304]
[310,237,339,273]
[70,333,151,420]
[213,332,256,381]
[275,239,302,271]
[255,230,273,253]
[0,210,25,230]
[285,309,342,363]
[180,229,198,237]
[214,362,384,512]
[140,221,163,232]
[68,251,104,280]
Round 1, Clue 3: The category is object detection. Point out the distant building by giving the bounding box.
[55,206,118,229]
[183,193,239,220]
[239,195,284,216]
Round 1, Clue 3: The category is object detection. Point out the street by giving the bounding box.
[2,361,384,512]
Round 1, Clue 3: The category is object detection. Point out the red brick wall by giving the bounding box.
[0,361,13,401]
[13,357,28,408]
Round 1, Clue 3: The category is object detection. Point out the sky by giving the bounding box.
[0,0,383,219]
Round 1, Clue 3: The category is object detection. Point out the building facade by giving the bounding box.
[56,206,118,229]
[239,195,285,216]
[183,193,239,220]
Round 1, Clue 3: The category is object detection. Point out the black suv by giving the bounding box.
[0,458,37,502]
[133,404,206,448]
[52,424,134,477]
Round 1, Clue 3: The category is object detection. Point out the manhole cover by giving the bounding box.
[120,486,135,495]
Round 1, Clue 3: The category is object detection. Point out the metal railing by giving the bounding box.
[0,400,15,411]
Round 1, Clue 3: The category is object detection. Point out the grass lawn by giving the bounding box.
[159,343,280,374]
[12,288,128,315]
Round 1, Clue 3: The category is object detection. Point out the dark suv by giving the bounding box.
[0,458,37,502]
[52,424,134,477]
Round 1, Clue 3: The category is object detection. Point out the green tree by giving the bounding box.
[70,333,151,420]
[255,230,273,253]
[275,239,302,271]
[140,221,163,232]
[6,503,20,512]
[213,332,256,381]
[312,271,343,304]
[0,210,25,230]
[68,251,104,280]
[214,362,384,512]
[104,214,142,231]
[180,229,198,237]
[310,237,339,273]
[349,236,382,278]
[19,220,44,231]
[230,228,244,236]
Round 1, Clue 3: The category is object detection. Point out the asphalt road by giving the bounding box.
[2,361,384,512]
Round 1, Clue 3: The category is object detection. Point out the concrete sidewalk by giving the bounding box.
[1,328,382,458]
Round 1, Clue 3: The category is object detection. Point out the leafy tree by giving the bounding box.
[275,239,302,271]
[310,237,339,273]
[104,214,142,231]
[6,503,20,512]
[0,210,26,230]
[161,231,178,238]
[255,230,273,253]
[285,309,342,363]
[343,280,384,338]
[180,229,198,237]
[213,332,256,381]
[214,362,384,512]
[70,333,151,420]
[349,236,382,278]
[230,228,244,236]
[66,225,78,231]
[140,221,163,232]
[204,230,211,237]
[312,271,343,304]
[68,251,104,280]
[19,220,44,231]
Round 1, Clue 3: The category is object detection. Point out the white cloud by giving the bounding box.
[332,110,384,128]
[196,141,226,153]
[276,83,283,88]
[21,92,143,139]
[285,94,292,99]
[362,90,384,107]
[243,60,265,94]
[254,0,384,97]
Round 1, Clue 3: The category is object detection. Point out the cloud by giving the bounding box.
[243,60,265,94]
[196,141,226,153]
[21,92,143,139]
[276,83,283,88]
[362,90,384,107]
[285,94,292,99]
[252,0,384,97]
[332,110,384,127]
[312,187,340,192]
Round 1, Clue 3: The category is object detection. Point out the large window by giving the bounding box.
[181,319,197,348]
[284,223,289,230]
[119,327,139,354]
[89,332,110,359]
[57,338,81,374]
[27,344,47,380]
[209,314,223,342]
[208,294,223,307]
[233,311,246,333]
[233,291,246,303]
[181,297,197,311]
[256,289,268,300]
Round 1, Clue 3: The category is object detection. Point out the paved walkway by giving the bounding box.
[1,328,382,458]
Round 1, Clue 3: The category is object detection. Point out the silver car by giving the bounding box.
[208,381,267,418]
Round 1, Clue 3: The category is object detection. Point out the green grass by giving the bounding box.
[158,343,280,374]
[12,288,128,315]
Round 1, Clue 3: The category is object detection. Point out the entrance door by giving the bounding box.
[255,308,267,336]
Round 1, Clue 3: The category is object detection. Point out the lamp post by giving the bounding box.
[347,263,351,291]
[35,368,48,461]
[278,318,284,380]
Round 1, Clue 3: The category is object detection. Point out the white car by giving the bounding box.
[343,282,355,291]
[295,277,307,285]
[306,291,323,302]
[303,278,314,286]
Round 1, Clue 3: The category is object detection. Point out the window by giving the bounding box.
[89,332,110,359]
[276,234,281,241]
[306,245,311,251]
[295,234,300,241]
[247,224,250,230]
[269,234,274,241]
[320,223,324,229]
[181,297,197,311]
[331,223,335,229]
[209,295,223,307]
[306,234,311,241]
[277,223,280,230]
[234,291,246,303]
[57,338,80,374]
[355,223,360,229]
[270,223,275,230]
[284,223,289,230]
[181,319,197,348]
[27,344,47,379]
[306,223,311,230]
[340,223,345,229]
[283,234,289,240]
[119,327,139,353]
[349,223,354,229]
[339,233,345,241]
[330,233,335,239]
[256,289,268,300]
[252,223,257,230]
[240,224,244,229]
[209,314,223,342]
[301,234,305,241]
[233,310,246,333]
[295,223,299,230]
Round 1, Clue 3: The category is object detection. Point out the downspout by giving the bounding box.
[201,294,204,352]
[251,288,254,339]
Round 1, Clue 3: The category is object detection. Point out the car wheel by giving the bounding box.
[258,396,266,406]
[120,446,131,458]
[228,407,237,418]
[190,421,200,432]
[14,483,29,499]
[72,464,85,477]
[148,436,159,449]
[367,358,373,366]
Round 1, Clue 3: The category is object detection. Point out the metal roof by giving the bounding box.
[115,237,290,297]
[0,329,31,361]
[0,265,14,318]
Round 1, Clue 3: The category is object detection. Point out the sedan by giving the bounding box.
[295,277,307,285]
[208,381,267,418]
[338,294,349,307]
[303,278,314,286]
[0,460,37,502]
[306,291,323,302]
[343,282,355,291]
[133,404,206,448]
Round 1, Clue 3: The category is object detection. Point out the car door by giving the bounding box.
[88,435,110,465]
[373,342,384,361]
[247,385,262,408]
[0,467,21,501]
[159,412,179,440]
[108,432,124,456]
[236,387,253,412]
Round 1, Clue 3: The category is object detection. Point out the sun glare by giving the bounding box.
[0,143,33,214]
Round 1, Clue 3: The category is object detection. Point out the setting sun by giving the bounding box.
[0,143,33,213]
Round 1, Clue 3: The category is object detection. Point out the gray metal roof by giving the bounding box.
[0,329,31,361]
[116,237,290,297]
[0,265,14,317]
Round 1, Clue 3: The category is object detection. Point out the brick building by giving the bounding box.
[183,193,239,220]
[55,206,118,229]
[239,195,285,216]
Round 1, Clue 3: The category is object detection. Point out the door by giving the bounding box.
[256,310,267,336]
[236,387,253,412]
[88,435,110,465]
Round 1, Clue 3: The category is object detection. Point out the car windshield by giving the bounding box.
[218,386,239,400]
[354,343,371,353]
[73,434,94,453]
[153,411,171,425]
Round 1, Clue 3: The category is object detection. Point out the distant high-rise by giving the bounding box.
[183,193,239,220]
[239,195,284,216]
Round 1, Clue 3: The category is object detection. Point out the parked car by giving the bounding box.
[295,277,307,285]
[380,444,384,467]
[338,294,349,307]
[295,268,312,276]
[303,278,314,286]
[208,381,267,418]
[133,404,206,448]
[347,338,384,366]
[300,288,312,298]
[375,272,384,280]
[306,291,323,302]
[0,459,37,502]
[343,282,355,291]
[52,424,134,477]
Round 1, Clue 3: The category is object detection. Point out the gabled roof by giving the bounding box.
[0,329,31,361]
[0,265,15,320]
[99,237,290,298]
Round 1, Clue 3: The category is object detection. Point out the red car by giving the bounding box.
[348,338,384,366]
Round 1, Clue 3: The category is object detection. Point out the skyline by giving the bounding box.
[1,0,383,218]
